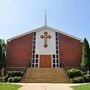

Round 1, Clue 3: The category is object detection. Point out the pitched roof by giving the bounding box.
[7,25,83,42]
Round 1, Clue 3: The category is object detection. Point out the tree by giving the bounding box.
[0,39,5,69]
[81,38,90,72]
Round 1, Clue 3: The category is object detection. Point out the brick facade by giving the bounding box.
[59,33,82,68]
[6,33,33,70]
[6,29,82,70]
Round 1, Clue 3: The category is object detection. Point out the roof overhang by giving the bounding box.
[7,25,83,42]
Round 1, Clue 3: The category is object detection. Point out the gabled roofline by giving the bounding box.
[7,26,45,42]
[7,25,83,42]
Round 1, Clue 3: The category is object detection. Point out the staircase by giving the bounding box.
[21,68,70,83]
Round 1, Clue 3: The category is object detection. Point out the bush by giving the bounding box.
[0,71,23,82]
[0,75,9,82]
[8,77,22,82]
[68,68,83,78]
[0,77,3,82]
[0,77,2,82]
[83,74,90,82]
[0,77,5,82]
[71,76,85,83]
[8,71,23,77]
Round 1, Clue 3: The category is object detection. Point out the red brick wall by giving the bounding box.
[6,31,82,69]
[6,33,33,69]
[59,33,82,68]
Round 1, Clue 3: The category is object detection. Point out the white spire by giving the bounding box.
[45,9,47,26]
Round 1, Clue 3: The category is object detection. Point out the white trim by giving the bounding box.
[47,26,83,42]
[35,29,56,54]
[7,26,45,42]
[38,55,40,68]
[57,33,60,68]
[51,55,53,68]
[7,25,83,42]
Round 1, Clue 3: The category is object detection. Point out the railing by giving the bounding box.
[21,61,31,82]
[23,62,31,74]
[60,61,69,77]
[60,61,67,71]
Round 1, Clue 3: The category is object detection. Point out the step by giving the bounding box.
[21,68,70,83]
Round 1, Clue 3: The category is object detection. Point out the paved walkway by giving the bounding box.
[16,83,81,90]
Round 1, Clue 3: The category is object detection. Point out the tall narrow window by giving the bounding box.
[31,32,39,68]
[52,32,60,68]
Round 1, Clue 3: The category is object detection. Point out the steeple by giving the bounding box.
[45,9,47,26]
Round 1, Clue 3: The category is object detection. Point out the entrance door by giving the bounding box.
[40,55,51,68]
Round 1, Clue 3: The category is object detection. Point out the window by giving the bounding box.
[52,54,59,68]
[33,41,35,45]
[56,46,58,49]
[31,32,39,68]
[52,32,60,68]
[32,54,39,68]
[33,50,35,54]
[56,50,58,54]
[53,55,55,58]
[36,54,38,58]
[56,55,58,58]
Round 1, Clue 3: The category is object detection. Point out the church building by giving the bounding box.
[6,25,82,71]
[5,11,83,82]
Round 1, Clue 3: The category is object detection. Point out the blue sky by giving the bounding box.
[0,0,90,43]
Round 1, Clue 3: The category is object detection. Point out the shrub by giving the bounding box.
[71,76,85,83]
[68,68,83,78]
[0,77,5,82]
[0,77,2,82]
[0,71,23,82]
[0,75,9,82]
[83,74,90,82]
[8,77,22,82]
[8,71,23,77]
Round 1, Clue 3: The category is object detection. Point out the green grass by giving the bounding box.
[0,83,21,90]
[71,84,90,90]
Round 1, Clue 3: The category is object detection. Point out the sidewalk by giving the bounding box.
[17,83,80,90]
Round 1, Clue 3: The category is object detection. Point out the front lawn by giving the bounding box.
[0,83,21,90]
[71,84,90,90]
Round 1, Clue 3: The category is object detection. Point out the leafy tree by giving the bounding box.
[0,39,5,69]
[81,38,90,72]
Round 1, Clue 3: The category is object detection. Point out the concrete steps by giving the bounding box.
[21,68,70,83]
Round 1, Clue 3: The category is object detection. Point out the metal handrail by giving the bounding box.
[60,61,69,76]
[21,61,31,82]
[61,61,67,71]
[23,63,30,74]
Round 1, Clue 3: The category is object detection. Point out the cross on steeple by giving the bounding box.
[40,31,51,48]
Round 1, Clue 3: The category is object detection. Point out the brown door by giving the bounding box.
[40,55,51,68]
